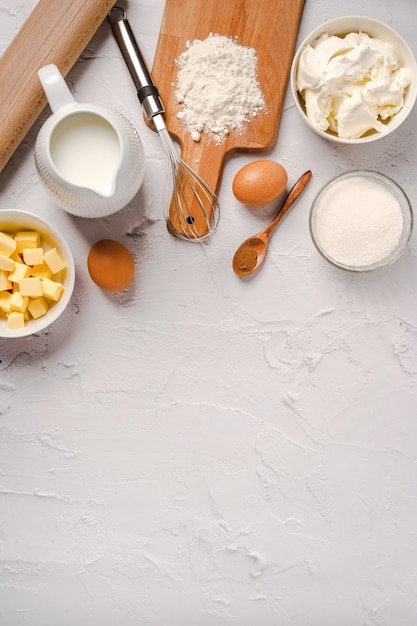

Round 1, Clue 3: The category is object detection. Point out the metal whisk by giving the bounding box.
[108,7,220,243]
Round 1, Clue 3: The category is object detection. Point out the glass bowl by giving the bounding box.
[309,170,413,271]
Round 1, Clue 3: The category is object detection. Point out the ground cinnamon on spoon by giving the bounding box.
[236,246,258,272]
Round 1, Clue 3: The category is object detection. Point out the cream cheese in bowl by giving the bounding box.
[290,16,417,143]
[310,171,413,271]
[297,31,410,139]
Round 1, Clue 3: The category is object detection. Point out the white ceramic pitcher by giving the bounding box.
[35,64,145,218]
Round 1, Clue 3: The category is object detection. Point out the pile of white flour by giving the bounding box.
[174,33,266,145]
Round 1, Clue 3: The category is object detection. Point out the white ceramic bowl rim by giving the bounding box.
[309,170,414,271]
[0,209,75,338]
[290,16,417,144]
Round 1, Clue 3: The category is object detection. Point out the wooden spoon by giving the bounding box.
[232,170,312,277]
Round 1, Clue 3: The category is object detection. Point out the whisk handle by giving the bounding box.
[108,7,165,121]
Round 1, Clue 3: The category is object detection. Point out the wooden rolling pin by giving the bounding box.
[0,0,116,173]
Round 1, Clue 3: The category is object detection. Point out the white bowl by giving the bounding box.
[309,170,413,271]
[0,210,75,338]
[290,16,417,144]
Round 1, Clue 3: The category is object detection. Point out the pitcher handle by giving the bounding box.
[38,64,75,113]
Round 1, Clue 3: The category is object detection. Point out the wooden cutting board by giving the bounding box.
[151,0,305,233]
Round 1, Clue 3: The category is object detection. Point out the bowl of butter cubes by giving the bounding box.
[290,16,417,143]
[0,210,75,337]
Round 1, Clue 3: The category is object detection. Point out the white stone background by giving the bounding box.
[1,1,417,625]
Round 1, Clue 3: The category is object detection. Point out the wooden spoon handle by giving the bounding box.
[264,170,312,238]
[0,0,115,173]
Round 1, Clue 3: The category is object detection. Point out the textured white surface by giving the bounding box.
[1,1,417,625]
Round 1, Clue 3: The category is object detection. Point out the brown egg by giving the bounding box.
[87,239,134,292]
[232,160,288,206]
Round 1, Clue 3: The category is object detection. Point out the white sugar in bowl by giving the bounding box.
[309,171,413,271]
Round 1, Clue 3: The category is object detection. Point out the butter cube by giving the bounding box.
[30,262,52,279]
[15,231,41,253]
[0,231,17,257]
[7,311,25,329]
[41,277,64,301]
[23,247,44,266]
[10,250,23,263]
[0,292,12,313]
[9,291,29,313]
[8,261,30,283]
[18,276,43,297]
[0,254,15,271]
[43,247,66,274]
[28,296,49,319]
[0,269,12,291]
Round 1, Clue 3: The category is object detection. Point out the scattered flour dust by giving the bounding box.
[174,33,266,145]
